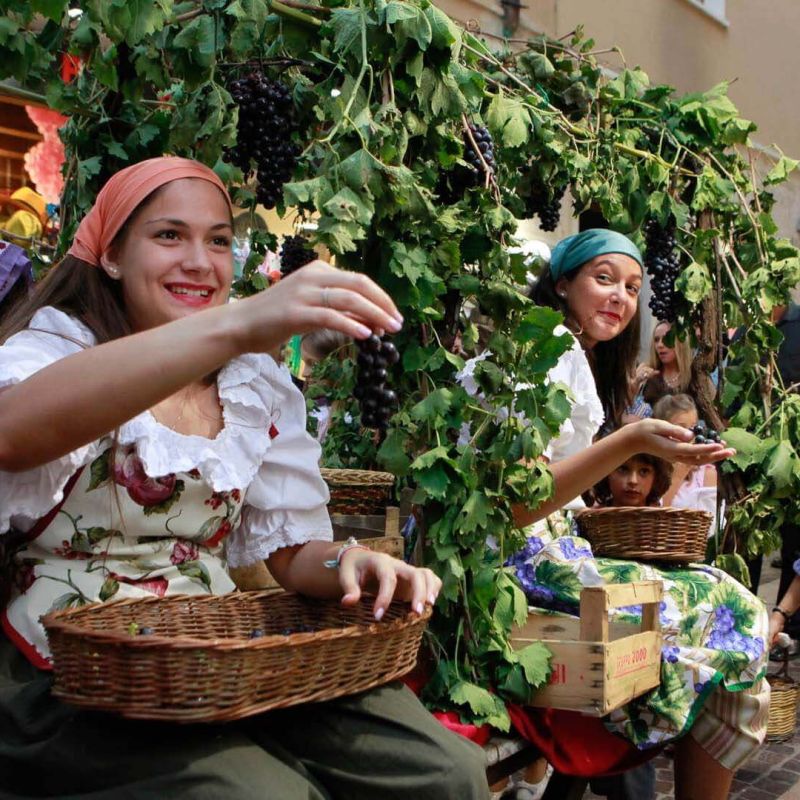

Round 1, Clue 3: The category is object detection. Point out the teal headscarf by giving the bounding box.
[549,229,643,281]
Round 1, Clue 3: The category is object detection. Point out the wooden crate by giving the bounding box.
[228,534,405,592]
[511,581,663,716]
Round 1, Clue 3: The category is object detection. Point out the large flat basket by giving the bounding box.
[42,591,430,723]
[574,506,711,563]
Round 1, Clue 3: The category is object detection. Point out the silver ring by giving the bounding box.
[321,287,330,308]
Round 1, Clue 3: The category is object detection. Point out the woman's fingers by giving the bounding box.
[340,551,438,619]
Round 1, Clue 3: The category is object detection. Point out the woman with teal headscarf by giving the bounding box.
[510,229,769,800]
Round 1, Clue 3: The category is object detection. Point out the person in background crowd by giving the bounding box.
[652,394,720,530]
[625,321,693,421]
[0,187,47,249]
[592,452,672,508]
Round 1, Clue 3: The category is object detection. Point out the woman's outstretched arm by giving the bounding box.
[0,264,401,471]
[513,419,733,526]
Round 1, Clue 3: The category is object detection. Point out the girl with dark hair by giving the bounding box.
[0,157,488,800]
[508,230,768,800]
[593,452,672,508]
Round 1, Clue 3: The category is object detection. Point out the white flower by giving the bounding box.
[343,412,353,424]
[331,88,342,98]
[455,350,492,397]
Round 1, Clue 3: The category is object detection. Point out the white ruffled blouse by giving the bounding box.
[543,327,605,508]
[0,307,332,664]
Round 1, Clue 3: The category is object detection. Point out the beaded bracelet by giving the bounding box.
[323,536,369,569]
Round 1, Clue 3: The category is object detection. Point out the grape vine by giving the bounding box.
[3,0,799,729]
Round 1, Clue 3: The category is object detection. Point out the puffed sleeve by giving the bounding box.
[0,307,102,533]
[543,327,605,464]
[225,354,332,567]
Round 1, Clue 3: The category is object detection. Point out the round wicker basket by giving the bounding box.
[42,591,430,723]
[574,506,711,563]
[321,468,395,516]
[766,675,799,742]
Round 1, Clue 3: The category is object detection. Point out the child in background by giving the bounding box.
[652,394,720,534]
[593,452,672,508]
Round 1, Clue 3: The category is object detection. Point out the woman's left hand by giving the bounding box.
[338,549,441,621]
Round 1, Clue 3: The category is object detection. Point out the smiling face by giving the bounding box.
[653,322,676,366]
[607,456,656,507]
[100,179,233,332]
[557,253,642,348]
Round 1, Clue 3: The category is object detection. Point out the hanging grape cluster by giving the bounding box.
[223,71,302,209]
[463,123,496,183]
[643,217,681,322]
[353,335,399,431]
[524,182,567,231]
[436,123,496,203]
[280,234,317,276]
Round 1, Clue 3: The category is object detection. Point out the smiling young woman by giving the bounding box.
[0,157,488,800]
[510,229,768,800]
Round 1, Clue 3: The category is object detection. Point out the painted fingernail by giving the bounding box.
[394,312,404,324]
[387,317,402,332]
[355,323,372,338]
[428,593,436,605]
[374,607,385,621]
[415,602,423,614]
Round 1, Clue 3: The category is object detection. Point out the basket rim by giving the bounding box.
[320,468,395,485]
[574,505,712,522]
[41,591,432,653]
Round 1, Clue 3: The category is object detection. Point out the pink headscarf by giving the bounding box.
[67,157,233,266]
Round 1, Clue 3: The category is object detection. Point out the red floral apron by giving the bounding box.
[2,442,243,668]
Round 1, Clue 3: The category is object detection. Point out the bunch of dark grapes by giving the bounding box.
[280,234,317,276]
[643,217,681,322]
[435,124,496,203]
[463,123,496,183]
[353,335,399,431]
[223,71,302,209]
[524,182,567,232]
[692,420,721,445]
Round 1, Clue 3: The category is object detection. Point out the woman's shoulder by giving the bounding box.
[5,306,96,351]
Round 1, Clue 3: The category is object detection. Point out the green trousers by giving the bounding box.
[0,636,488,799]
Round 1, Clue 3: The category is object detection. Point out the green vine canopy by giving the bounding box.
[3,0,800,728]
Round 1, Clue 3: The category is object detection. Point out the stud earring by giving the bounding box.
[559,291,567,298]
[107,267,120,278]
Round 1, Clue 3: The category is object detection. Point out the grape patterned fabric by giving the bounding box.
[508,532,768,753]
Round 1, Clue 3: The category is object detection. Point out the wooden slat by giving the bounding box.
[0,125,41,141]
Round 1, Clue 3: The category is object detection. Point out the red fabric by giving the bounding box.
[508,704,658,778]
[432,710,492,746]
[60,53,82,84]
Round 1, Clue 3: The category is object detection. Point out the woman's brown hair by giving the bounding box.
[530,260,641,429]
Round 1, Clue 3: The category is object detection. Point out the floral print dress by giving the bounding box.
[0,307,333,668]
[509,332,769,761]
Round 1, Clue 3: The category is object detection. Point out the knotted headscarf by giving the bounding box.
[67,157,233,266]
[550,229,643,281]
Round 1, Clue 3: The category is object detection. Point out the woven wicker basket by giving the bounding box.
[42,591,430,723]
[766,639,799,743]
[321,468,395,515]
[766,675,799,742]
[574,506,711,564]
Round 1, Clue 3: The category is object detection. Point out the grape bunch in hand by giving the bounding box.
[354,335,399,431]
